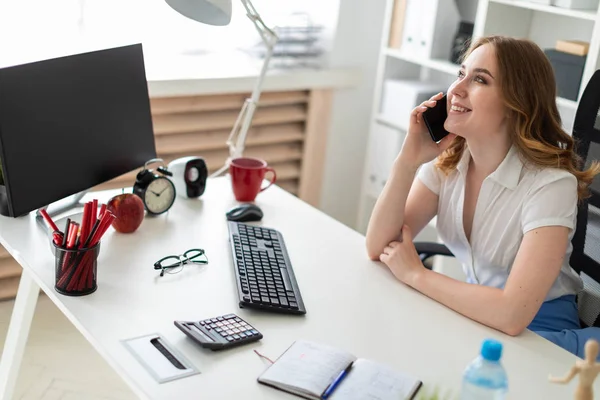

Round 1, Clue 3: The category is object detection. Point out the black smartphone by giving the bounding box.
[422,94,450,142]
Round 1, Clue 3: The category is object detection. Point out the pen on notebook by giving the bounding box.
[322,363,353,399]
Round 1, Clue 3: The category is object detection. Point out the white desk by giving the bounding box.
[0,177,595,399]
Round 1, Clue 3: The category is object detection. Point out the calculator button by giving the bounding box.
[251,329,259,335]
[233,334,240,340]
[226,336,234,342]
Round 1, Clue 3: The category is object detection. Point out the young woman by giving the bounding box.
[366,35,600,359]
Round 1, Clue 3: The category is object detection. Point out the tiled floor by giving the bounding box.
[0,295,136,400]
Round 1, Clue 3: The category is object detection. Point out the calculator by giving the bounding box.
[174,313,263,351]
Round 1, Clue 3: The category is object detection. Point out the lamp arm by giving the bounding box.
[210,0,278,178]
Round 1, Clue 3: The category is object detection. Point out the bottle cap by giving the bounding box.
[481,339,503,361]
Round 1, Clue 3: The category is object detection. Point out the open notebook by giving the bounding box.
[257,340,422,400]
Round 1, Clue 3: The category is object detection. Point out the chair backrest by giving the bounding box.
[569,69,600,327]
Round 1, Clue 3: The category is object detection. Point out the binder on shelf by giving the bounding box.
[388,0,407,49]
[553,0,599,9]
[380,79,447,131]
[401,0,460,60]
[556,40,590,56]
[366,122,405,198]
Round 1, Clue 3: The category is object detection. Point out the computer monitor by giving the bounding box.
[0,43,157,217]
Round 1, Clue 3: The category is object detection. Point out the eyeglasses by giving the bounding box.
[154,248,209,277]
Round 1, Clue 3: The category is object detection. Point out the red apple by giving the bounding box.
[106,193,145,233]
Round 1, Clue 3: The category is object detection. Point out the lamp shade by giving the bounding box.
[165,0,232,26]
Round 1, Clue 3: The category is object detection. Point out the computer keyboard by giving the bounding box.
[227,221,306,315]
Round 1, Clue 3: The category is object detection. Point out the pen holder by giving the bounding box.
[52,242,101,296]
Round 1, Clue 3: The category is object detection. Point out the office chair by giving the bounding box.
[568,69,600,327]
[414,70,600,327]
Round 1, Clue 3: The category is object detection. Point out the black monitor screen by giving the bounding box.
[0,44,157,217]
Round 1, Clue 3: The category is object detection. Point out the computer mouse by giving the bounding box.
[226,203,263,222]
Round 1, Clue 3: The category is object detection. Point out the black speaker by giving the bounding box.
[167,157,208,198]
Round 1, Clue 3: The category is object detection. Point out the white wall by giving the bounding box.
[0,0,339,67]
[320,0,388,229]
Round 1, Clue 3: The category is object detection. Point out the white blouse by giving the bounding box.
[417,145,583,301]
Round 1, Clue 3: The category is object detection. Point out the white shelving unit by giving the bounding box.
[357,0,600,275]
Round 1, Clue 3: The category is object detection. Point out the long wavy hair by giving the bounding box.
[436,35,599,200]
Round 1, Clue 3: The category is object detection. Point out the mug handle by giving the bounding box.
[260,167,277,192]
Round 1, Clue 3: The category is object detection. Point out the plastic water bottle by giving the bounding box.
[460,339,508,400]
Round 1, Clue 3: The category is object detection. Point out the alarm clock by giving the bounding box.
[167,156,208,198]
[133,158,176,215]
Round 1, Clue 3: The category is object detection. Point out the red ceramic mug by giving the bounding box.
[229,157,277,202]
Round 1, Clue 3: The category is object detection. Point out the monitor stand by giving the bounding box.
[35,190,89,234]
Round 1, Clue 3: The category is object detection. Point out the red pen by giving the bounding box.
[98,203,107,220]
[40,209,59,232]
[90,213,115,246]
[67,222,78,249]
[92,199,98,221]
[52,231,64,246]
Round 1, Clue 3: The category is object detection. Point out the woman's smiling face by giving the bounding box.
[444,43,509,140]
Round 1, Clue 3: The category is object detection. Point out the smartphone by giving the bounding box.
[422,94,450,142]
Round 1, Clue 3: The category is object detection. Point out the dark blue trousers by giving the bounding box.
[528,295,600,360]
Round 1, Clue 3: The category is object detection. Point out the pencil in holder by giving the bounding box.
[53,241,100,296]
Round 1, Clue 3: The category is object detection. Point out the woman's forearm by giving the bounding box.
[409,269,529,336]
[365,159,419,260]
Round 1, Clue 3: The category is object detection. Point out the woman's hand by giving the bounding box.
[397,92,456,169]
[379,224,424,286]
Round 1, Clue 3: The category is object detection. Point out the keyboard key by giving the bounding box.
[280,269,293,291]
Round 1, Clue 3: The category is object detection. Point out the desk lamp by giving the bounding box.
[165,0,278,177]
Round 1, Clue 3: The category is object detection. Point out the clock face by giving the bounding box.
[144,177,176,215]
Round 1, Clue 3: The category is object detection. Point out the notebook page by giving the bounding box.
[258,340,357,398]
[330,358,422,400]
